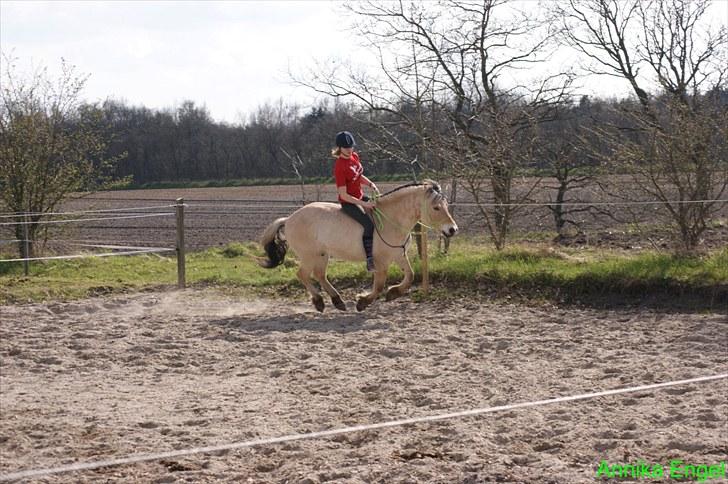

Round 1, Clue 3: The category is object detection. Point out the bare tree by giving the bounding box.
[558,0,651,109]
[535,97,602,240]
[602,96,728,251]
[280,147,309,203]
[557,0,728,251]
[0,55,123,257]
[295,0,573,249]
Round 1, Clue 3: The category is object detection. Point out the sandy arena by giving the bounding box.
[0,288,726,483]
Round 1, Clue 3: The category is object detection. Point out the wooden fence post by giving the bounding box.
[22,214,30,276]
[413,222,423,259]
[175,198,186,289]
[421,226,429,294]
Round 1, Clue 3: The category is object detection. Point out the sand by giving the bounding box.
[1,289,726,483]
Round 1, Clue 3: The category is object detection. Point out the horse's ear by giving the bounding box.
[424,179,441,193]
[425,183,445,203]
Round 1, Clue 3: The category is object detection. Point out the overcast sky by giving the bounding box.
[2,0,726,124]
[1,0,350,123]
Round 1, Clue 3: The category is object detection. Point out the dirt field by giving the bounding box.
[1,288,726,483]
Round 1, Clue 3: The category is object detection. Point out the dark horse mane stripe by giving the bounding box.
[380,180,440,198]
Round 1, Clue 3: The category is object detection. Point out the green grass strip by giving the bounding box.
[1,240,725,307]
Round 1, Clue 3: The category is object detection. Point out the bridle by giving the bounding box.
[370,184,447,255]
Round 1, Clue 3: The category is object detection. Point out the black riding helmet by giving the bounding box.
[335,131,356,148]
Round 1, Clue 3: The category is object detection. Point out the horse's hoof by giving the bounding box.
[331,296,347,311]
[312,296,325,313]
[356,297,369,312]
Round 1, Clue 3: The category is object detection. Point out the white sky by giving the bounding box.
[1,0,350,123]
[1,0,726,125]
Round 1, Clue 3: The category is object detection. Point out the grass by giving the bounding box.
[425,242,727,305]
[1,240,726,308]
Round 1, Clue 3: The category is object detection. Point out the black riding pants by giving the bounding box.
[341,198,374,260]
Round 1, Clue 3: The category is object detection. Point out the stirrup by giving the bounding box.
[366,257,376,272]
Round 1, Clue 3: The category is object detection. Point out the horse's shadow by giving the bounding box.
[209,312,389,335]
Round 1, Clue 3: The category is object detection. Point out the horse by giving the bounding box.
[258,180,459,312]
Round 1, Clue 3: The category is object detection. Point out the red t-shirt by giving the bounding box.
[333,152,364,202]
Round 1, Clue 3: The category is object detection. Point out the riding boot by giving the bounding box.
[363,236,375,272]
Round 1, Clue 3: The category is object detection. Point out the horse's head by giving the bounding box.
[422,180,459,238]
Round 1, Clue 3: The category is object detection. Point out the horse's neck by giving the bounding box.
[377,188,422,237]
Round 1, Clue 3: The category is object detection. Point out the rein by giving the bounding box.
[374,218,411,253]
[370,191,410,252]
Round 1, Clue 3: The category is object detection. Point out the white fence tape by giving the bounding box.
[0,213,174,227]
[452,199,728,208]
[0,205,176,219]
[0,247,174,263]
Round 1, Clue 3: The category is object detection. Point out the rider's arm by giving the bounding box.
[338,187,375,209]
[361,176,379,193]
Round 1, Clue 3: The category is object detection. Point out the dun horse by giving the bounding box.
[259,180,458,312]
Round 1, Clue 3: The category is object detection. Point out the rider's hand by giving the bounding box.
[370,183,379,195]
[362,200,376,210]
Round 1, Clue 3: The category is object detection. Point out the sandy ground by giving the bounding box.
[0,289,726,483]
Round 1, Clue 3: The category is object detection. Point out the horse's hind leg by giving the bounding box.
[297,265,325,312]
[385,254,414,301]
[313,261,346,311]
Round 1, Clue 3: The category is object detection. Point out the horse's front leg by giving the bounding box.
[356,269,387,312]
[385,254,413,301]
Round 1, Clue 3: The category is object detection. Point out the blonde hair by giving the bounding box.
[331,147,341,158]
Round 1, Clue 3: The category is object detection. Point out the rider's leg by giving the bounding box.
[340,202,376,271]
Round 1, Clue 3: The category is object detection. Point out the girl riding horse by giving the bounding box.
[259,179,459,312]
[332,131,379,272]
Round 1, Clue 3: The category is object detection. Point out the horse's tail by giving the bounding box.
[258,217,288,268]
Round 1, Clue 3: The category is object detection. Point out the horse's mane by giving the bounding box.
[380,179,441,198]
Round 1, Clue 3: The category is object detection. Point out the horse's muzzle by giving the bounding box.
[442,224,459,238]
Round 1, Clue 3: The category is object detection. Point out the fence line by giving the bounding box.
[0,247,174,263]
[0,204,176,219]
[0,213,174,227]
[0,200,186,288]
[182,199,306,204]
[184,210,301,216]
[187,204,303,211]
[185,199,728,209]
[70,243,174,251]
[58,239,183,246]
[1,239,176,247]
[1,372,725,482]
[32,197,306,203]
[1,198,725,220]
[450,199,728,208]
